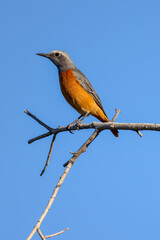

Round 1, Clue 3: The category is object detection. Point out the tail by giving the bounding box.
[110,128,119,137]
[92,111,119,137]
[104,116,119,137]
[104,118,119,137]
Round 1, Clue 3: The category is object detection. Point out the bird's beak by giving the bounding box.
[36,53,50,58]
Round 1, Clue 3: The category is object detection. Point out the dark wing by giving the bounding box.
[73,68,107,116]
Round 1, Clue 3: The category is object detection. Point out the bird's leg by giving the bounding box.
[76,112,89,127]
[67,114,83,133]
[68,114,83,127]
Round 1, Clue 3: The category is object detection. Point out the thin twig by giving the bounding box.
[28,132,52,144]
[136,130,143,137]
[24,110,53,131]
[111,109,121,122]
[37,228,46,240]
[45,228,69,238]
[40,134,57,176]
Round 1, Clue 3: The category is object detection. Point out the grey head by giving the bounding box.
[36,50,76,72]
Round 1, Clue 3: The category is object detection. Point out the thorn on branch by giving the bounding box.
[69,151,77,155]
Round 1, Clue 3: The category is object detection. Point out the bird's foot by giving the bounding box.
[67,120,82,133]
[75,121,82,128]
[67,114,84,133]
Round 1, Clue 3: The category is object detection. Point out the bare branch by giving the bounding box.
[40,134,57,176]
[27,122,160,144]
[25,110,160,145]
[25,108,160,239]
[26,129,100,240]
[45,228,69,238]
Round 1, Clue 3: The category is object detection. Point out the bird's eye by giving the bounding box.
[55,52,60,57]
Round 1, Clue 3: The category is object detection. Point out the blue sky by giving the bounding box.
[1,0,160,239]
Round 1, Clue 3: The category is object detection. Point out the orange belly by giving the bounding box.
[59,69,109,122]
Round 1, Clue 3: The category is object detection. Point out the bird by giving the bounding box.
[36,50,119,137]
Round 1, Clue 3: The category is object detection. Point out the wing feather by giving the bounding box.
[73,68,107,117]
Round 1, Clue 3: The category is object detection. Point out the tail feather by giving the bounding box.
[92,111,119,137]
[111,129,119,137]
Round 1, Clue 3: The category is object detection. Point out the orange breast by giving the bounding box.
[59,69,109,122]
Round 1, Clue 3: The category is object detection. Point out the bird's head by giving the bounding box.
[36,50,75,72]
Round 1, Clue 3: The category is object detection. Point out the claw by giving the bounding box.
[66,113,88,133]
[67,124,76,134]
